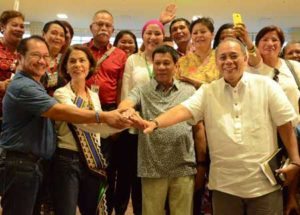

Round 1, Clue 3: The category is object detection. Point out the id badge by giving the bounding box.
[47,71,58,88]
[91,84,100,94]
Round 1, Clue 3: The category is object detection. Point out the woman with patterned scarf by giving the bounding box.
[53,44,122,215]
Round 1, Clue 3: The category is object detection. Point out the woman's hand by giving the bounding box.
[178,75,202,89]
[0,79,11,92]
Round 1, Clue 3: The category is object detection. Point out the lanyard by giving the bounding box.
[144,56,153,79]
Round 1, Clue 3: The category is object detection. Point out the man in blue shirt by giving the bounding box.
[0,35,131,215]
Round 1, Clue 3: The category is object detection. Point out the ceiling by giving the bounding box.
[1,0,300,38]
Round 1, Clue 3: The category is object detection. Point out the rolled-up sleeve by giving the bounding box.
[181,86,205,124]
[268,79,299,126]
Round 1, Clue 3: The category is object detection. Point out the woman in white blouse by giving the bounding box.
[249,26,300,114]
[116,20,164,215]
[248,25,300,215]
[121,19,164,100]
[52,45,120,215]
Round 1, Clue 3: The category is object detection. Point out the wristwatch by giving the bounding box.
[150,119,159,130]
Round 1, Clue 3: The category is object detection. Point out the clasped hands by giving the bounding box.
[106,108,156,133]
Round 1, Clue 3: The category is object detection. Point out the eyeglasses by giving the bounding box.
[273,68,280,82]
[91,21,113,29]
[28,53,51,62]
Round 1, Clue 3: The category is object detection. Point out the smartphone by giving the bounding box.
[278,158,290,182]
[232,13,243,26]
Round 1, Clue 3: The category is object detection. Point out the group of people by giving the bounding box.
[0,3,300,215]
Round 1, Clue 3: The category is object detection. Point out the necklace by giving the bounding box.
[70,84,94,110]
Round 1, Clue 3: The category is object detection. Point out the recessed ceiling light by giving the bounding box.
[57,13,68,19]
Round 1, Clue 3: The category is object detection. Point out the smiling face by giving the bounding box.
[220,28,236,41]
[191,23,214,49]
[67,50,91,81]
[142,24,164,53]
[1,16,25,45]
[257,30,282,58]
[170,20,191,46]
[216,40,247,87]
[90,12,114,46]
[43,23,66,54]
[284,43,300,62]
[19,39,50,81]
[116,33,136,56]
[153,52,176,87]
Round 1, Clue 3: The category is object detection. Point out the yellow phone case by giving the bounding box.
[232,13,243,26]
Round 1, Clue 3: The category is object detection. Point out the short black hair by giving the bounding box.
[152,45,179,63]
[190,17,214,33]
[113,30,138,54]
[169,18,190,34]
[255,25,285,47]
[42,20,67,39]
[213,23,234,49]
[60,20,74,39]
[17,35,49,56]
[59,44,96,81]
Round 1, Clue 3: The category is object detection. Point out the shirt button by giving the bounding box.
[236,115,239,118]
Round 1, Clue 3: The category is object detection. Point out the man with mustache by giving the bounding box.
[85,10,127,215]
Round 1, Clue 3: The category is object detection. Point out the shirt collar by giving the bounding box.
[222,72,249,90]
[88,39,112,51]
[151,78,179,91]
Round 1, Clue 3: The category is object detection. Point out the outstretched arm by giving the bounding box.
[42,103,131,129]
[144,104,193,134]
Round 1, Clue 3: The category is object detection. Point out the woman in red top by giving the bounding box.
[42,20,67,96]
[0,10,25,129]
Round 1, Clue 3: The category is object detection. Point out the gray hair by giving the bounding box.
[215,38,247,56]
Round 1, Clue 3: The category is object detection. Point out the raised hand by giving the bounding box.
[159,3,177,25]
[234,24,253,47]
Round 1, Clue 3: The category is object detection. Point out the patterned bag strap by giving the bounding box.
[67,123,108,214]
[285,59,300,91]
[67,96,109,214]
[96,46,116,68]
[67,96,107,177]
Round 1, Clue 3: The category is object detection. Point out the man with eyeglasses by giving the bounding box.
[85,10,127,215]
[86,10,126,106]
[0,35,131,215]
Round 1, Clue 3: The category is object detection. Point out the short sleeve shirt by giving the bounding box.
[127,79,197,178]
[0,72,57,159]
[182,72,297,198]
[85,40,127,105]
